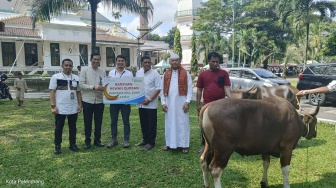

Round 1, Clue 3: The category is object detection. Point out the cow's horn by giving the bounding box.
[311,101,320,116]
[244,85,256,92]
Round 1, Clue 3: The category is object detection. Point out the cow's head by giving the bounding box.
[298,103,320,139]
[231,85,260,99]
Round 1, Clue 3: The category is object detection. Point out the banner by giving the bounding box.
[102,77,145,104]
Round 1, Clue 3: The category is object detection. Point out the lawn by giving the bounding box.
[0,99,335,188]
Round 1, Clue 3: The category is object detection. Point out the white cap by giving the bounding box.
[170,54,180,59]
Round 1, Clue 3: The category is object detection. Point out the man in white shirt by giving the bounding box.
[135,56,161,151]
[49,59,82,154]
[79,53,106,149]
[107,55,134,148]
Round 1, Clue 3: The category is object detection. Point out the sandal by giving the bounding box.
[182,148,189,154]
[162,146,170,151]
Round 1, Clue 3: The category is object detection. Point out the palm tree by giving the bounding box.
[277,0,336,67]
[31,0,153,54]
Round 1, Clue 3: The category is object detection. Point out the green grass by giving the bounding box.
[1,99,335,188]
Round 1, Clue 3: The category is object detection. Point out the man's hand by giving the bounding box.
[197,104,202,116]
[77,105,82,113]
[51,107,59,114]
[162,104,168,112]
[183,103,189,113]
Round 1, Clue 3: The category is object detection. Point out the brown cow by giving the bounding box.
[231,85,300,109]
[199,97,319,188]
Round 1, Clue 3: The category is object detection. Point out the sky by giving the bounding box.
[98,0,178,38]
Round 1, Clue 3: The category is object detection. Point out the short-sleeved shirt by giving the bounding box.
[196,69,231,104]
[49,73,80,115]
[327,80,336,92]
[136,68,162,109]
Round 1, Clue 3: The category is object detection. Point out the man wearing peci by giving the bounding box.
[161,54,193,154]
[135,56,161,151]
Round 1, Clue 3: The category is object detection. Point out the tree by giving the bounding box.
[173,28,182,60]
[278,0,336,66]
[148,33,161,41]
[323,31,336,57]
[161,26,176,49]
[112,11,122,20]
[190,32,198,75]
[31,0,153,54]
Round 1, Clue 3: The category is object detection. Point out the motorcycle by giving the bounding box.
[0,73,13,100]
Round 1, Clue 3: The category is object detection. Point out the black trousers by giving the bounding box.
[138,108,157,146]
[110,104,131,141]
[54,113,78,146]
[82,101,104,144]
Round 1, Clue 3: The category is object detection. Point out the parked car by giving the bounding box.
[224,68,290,89]
[297,63,336,105]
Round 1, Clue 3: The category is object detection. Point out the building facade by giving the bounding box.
[0,0,140,75]
[175,0,202,66]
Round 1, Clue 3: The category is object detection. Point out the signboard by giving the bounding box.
[102,77,145,104]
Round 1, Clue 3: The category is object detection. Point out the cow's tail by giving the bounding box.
[199,103,212,170]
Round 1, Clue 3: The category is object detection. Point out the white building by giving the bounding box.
[175,0,202,66]
[0,0,140,75]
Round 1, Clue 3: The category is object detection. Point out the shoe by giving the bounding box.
[123,140,130,148]
[69,144,80,152]
[182,148,189,154]
[162,146,170,151]
[144,144,154,151]
[107,139,118,148]
[94,141,105,147]
[135,140,146,147]
[54,145,62,155]
[84,144,91,149]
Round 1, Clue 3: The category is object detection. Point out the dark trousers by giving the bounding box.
[110,104,131,141]
[138,108,157,146]
[82,101,104,144]
[54,113,78,146]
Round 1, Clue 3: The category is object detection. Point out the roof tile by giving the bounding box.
[0,27,40,38]
[1,16,33,25]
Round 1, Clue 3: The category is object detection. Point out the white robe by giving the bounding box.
[161,69,193,148]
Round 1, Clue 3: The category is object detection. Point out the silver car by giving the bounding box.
[224,68,290,89]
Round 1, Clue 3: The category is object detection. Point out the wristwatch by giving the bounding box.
[51,105,56,108]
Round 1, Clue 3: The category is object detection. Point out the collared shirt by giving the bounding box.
[79,67,106,104]
[136,68,162,109]
[108,68,133,78]
[49,73,80,114]
[327,80,336,92]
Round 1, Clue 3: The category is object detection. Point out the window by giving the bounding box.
[50,43,60,66]
[79,44,88,66]
[24,43,38,66]
[242,70,255,79]
[106,47,116,67]
[1,42,16,66]
[121,48,130,67]
[310,65,328,75]
[228,70,241,77]
[325,66,336,76]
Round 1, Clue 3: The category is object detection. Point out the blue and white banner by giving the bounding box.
[102,77,145,104]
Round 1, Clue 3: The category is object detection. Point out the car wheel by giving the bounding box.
[308,93,326,106]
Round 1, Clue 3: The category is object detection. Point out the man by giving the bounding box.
[297,80,336,95]
[135,56,161,151]
[14,72,28,106]
[107,55,134,148]
[161,54,192,154]
[196,52,232,153]
[49,59,82,154]
[79,53,106,149]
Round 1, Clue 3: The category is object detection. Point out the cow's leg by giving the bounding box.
[260,154,270,188]
[200,142,210,188]
[280,149,293,188]
[209,149,233,188]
